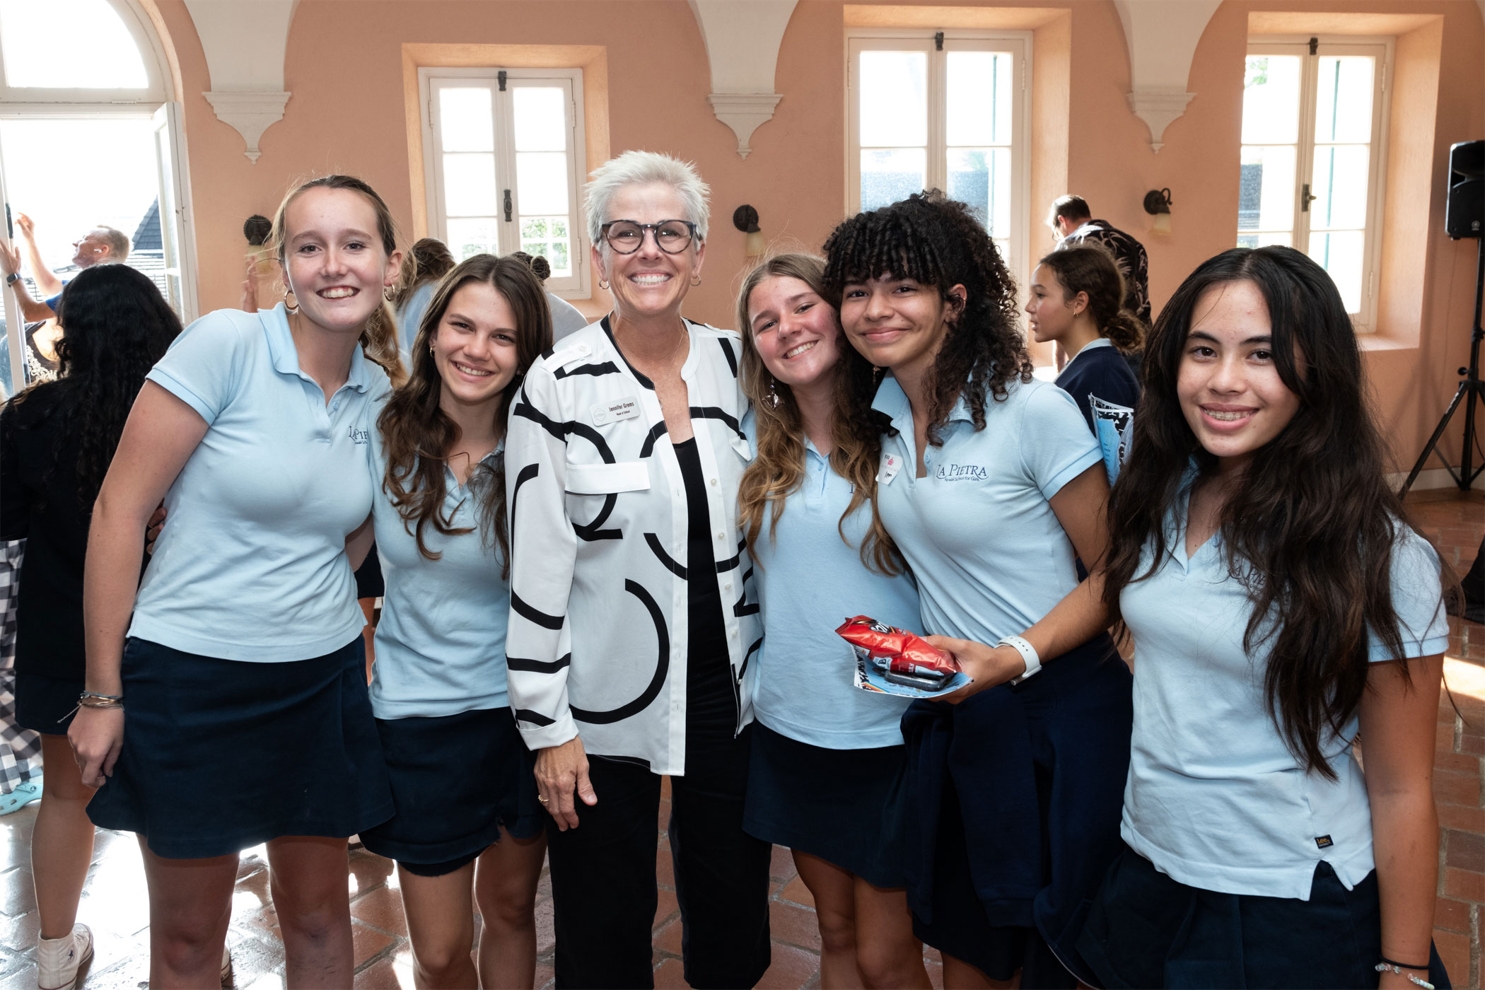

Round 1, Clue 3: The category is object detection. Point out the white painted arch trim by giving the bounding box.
[1112,0,1221,152]
[689,0,798,158]
[183,0,297,163]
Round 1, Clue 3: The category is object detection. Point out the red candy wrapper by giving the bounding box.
[836,615,961,690]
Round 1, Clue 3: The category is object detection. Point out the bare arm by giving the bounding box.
[1359,653,1444,989]
[16,216,63,298]
[1,243,57,323]
[931,463,1113,699]
[68,383,209,786]
[345,512,374,572]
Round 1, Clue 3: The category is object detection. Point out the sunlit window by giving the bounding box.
[848,33,1027,283]
[0,0,150,90]
[421,68,587,296]
[1239,39,1390,328]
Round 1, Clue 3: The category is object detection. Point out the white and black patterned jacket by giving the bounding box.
[504,318,761,774]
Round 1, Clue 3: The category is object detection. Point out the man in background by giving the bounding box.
[1,213,131,322]
[1047,195,1151,325]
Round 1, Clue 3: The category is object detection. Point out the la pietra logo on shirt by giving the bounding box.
[347,425,370,445]
[936,463,987,482]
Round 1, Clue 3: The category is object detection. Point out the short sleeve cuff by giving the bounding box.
[146,366,217,425]
[1039,447,1103,501]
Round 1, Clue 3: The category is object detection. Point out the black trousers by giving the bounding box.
[547,723,773,989]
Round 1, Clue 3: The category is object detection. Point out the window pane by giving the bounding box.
[0,0,149,88]
[1309,144,1370,230]
[1314,56,1374,144]
[1236,231,1293,249]
[947,52,1011,147]
[445,218,499,261]
[1307,230,1365,312]
[521,217,572,277]
[948,148,1010,238]
[442,154,499,216]
[1238,145,1296,233]
[513,87,567,152]
[439,87,494,152]
[859,51,927,147]
[516,151,569,216]
[1241,55,1301,144]
[861,148,926,212]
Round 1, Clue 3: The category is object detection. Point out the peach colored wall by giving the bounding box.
[155,0,1483,472]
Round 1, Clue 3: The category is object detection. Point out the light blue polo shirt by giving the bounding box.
[368,427,512,720]
[1119,480,1449,900]
[130,304,386,662]
[744,413,921,749]
[871,374,1102,644]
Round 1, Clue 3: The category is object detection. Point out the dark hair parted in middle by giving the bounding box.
[1101,245,1446,778]
[823,190,1033,446]
[376,254,553,572]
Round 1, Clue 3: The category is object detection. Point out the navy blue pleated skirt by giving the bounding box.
[86,636,394,859]
[359,706,543,876]
[743,722,909,888]
[1077,843,1452,990]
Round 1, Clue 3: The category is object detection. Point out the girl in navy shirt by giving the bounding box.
[71,175,404,988]
[361,254,551,988]
[735,254,929,989]
[1025,244,1143,432]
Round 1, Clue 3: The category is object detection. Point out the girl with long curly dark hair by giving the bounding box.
[359,254,552,988]
[0,265,179,989]
[824,191,1132,989]
[1067,246,1450,990]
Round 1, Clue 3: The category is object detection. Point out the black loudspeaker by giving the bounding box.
[1447,140,1484,240]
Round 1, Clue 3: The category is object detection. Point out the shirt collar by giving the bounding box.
[264,302,375,394]
[870,371,979,430]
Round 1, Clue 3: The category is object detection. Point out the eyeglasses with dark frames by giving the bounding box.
[600,219,699,255]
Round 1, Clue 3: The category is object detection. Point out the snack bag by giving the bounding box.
[836,615,962,692]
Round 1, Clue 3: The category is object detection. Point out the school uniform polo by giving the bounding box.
[368,430,511,719]
[743,413,920,749]
[130,303,388,662]
[1119,481,1450,900]
[871,374,1102,643]
[1055,337,1141,432]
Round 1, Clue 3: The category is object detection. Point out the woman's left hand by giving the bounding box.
[926,635,1028,704]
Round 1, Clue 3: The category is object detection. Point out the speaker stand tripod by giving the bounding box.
[1400,237,1485,497]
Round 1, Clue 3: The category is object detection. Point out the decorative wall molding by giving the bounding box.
[182,0,297,163]
[202,90,291,163]
[705,92,783,159]
[689,0,798,158]
[1112,0,1221,152]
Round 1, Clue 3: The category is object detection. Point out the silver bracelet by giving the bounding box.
[1375,962,1433,990]
[997,634,1042,684]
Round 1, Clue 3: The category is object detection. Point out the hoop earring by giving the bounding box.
[598,278,610,291]
[690,274,703,287]
[284,289,299,314]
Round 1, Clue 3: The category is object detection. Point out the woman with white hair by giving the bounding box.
[504,150,770,988]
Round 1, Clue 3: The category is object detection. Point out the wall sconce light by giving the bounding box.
[243,214,276,275]
[1143,188,1173,235]
[733,204,765,259]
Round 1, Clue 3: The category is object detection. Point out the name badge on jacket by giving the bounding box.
[591,397,641,426]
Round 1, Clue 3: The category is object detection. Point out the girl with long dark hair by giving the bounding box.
[0,265,180,990]
[1070,246,1451,989]
[825,191,1132,989]
[69,174,404,988]
[735,254,929,989]
[358,254,551,988]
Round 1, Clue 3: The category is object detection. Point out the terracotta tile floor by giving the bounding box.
[0,489,1479,990]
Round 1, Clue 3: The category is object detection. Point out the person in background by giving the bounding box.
[510,251,590,341]
[1046,196,1150,327]
[361,254,551,988]
[392,237,457,356]
[736,254,929,989]
[0,214,131,323]
[1025,245,1143,431]
[1,265,180,990]
[70,174,403,989]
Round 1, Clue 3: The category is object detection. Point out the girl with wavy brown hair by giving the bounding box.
[826,191,1132,990]
[359,253,552,988]
[735,254,928,989]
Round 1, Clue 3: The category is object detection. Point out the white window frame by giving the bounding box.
[418,66,589,297]
[1242,36,1392,332]
[845,29,1031,288]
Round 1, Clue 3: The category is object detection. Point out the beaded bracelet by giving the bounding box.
[1375,962,1433,990]
[77,691,124,710]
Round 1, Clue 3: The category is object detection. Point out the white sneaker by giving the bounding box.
[36,924,92,990]
[221,943,232,987]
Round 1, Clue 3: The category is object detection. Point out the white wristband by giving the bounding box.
[998,634,1042,684]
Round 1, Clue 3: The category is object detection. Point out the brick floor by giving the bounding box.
[0,489,1477,989]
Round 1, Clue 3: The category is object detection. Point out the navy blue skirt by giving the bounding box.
[15,669,83,734]
[87,636,394,859]
[359,706,543,877]
[743,722,908,888]
[1077,844,1453,990]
